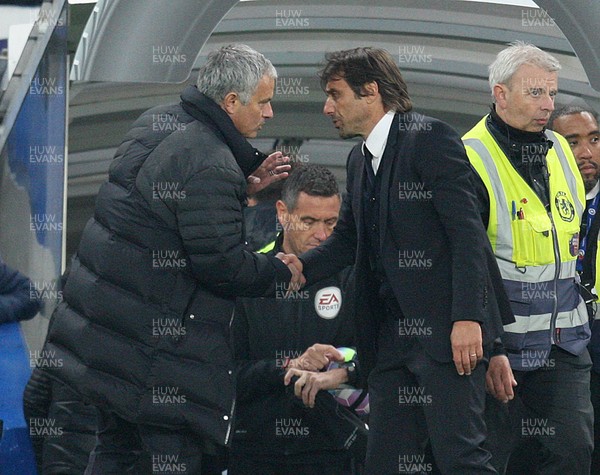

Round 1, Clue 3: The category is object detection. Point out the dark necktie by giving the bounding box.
[363,145,375,183]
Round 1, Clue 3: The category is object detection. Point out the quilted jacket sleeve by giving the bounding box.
[136,122,292,299]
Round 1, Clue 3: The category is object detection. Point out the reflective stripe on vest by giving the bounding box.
[463,117,590,369]
[464,121,582,268]
[546,130,584,218]
[257,240,276,254]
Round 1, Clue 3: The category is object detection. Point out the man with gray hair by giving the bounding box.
[463,42,593,473]
[42,43,301,473]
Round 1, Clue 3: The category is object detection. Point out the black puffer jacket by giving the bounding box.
[24,367,97,474]
[44,86,291,445]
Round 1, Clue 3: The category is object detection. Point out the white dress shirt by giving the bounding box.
[362,111,395,175]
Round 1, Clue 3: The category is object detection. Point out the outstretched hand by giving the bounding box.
[275,252,305,290]
[247,151,291,195]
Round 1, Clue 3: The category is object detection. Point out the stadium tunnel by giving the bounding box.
[0,0,599,472]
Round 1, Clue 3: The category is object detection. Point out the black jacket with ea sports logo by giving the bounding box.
[231,232,357,464]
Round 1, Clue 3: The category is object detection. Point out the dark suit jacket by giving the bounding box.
[301,112,513,382]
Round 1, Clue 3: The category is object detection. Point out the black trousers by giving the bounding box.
[485,347,593,475]
[84,410,205,475]
[365,319,496,474]
[591,369,600,474]
[228,451,356,475]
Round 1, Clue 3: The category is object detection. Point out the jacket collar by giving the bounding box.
[272,232,285,254]
[180,85,267,177]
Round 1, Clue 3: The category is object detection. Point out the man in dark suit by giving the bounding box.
[278,47,511,474]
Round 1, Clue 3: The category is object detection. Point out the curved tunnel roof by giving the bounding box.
[66,0,600,202]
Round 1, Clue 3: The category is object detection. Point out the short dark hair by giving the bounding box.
[319,47,412,113]
[249,176,284,202]
[281,164,340,211]
[549,105,599,129]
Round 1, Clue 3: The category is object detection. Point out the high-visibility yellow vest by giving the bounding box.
[463,117,590,370]
[257,240,276,254]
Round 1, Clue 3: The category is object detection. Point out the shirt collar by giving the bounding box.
[587,181,600,201]
[362,110,395,158]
